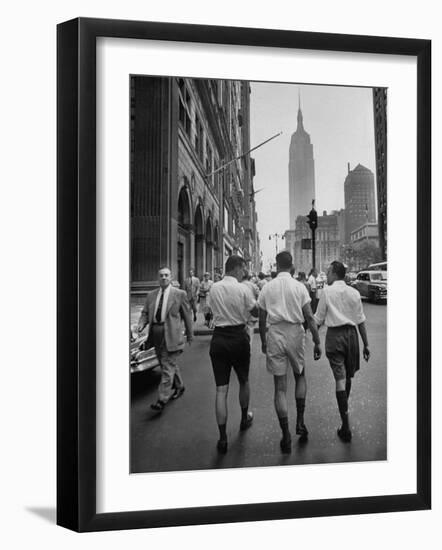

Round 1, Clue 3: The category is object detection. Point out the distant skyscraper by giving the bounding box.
[288,95,315,229]
[344,163,376,244]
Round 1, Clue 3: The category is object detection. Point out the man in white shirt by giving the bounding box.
[207,255,258,454]
[315,261,370,442]
[183,268,200,322]
[137,267,193,413]
[258,251,322,454]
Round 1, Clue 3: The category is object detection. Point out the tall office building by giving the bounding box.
[288,97,315,228]
[344,163,376,244]
[373,87,387,260]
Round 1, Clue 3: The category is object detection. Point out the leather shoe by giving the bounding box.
[217,439,228,454]
[337,427,352,442]
[240,411,254,431]
[171,387,185,400]
[280,435,292,454]
[150,400,165,412]
[296,422,309,438]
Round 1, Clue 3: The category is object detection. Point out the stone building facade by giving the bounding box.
[285,210,342,274]
[373,87,387,260]
[130,76,260,292]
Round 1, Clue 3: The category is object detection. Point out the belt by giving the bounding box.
[214,324,245,331]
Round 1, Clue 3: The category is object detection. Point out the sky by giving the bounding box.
[249,82,376,270]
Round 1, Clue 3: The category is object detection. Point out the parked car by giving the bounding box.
[352,270,387,302]
[130,330,160,374]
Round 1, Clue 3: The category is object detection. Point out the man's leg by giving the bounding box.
[157,350,178,404]
[274,375,291,453]
[345,377,352,398]
[335,377,351,441]
[215,384,229,453]
[294,371,308,438]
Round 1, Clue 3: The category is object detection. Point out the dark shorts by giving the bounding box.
[209,325,250,387]
[325,325,360,381]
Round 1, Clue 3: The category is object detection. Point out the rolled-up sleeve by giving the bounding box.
[314,293,327,326]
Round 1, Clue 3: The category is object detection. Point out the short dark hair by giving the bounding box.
[258,271,265,280]
[225,255,245,273]
[276,251,293,270]
[330,260,346,279]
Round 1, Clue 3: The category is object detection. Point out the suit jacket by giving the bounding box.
[183,276,200,300]
[139,286,193,352]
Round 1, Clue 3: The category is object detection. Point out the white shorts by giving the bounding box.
[266,322,306,376]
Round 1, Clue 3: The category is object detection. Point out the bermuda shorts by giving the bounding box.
[266,322,305,377]
[325,325,360,381]
[209,325,250,386]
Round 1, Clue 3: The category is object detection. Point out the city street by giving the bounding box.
[130,301,386,474]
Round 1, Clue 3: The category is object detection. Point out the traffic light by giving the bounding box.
[306,208,318,231]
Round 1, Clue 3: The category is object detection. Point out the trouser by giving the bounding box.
[151,324,184,402]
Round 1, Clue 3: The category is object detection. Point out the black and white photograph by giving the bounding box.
[129,76,387,474]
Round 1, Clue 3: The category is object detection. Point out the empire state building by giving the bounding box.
[288,100,316,229]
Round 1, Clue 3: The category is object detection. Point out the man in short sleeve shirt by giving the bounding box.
[207,255,258,454]
[258,251,321,454]
[315,261,370,442]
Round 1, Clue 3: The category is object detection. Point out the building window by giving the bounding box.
[205,140,213,181]
[195,115,204,161]
[178,79,192,137]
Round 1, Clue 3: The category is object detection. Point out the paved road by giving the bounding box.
[130,301,386,473]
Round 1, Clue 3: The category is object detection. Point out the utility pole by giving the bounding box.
[306,200,318,270]
[268,233,285,265]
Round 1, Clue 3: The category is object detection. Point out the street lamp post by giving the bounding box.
[268,232,285,259]
[306,200,318,270]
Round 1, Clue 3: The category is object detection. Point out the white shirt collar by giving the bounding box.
[223,275,239,283]
[277,272,292,278]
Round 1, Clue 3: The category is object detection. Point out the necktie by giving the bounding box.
[155,289,165,323]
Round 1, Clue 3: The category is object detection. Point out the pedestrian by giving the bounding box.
[198,272,213,312]
[297,271,310,332]
[137,267,193,413]
[307,268,318,313]
[207,255,258,454]
[183,268,200,322]
[314,261,370,442]
[242,268,259,341]
[258,251,321,454]
[257,271,267,291]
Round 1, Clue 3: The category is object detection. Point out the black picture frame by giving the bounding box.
[57,17,431,532]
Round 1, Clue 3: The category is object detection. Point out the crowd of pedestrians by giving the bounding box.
[137,253,370,454]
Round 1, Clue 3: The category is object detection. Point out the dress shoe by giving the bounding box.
[171,386,185,400]
[337,426,352,442]
[217,439,228,454]
[280,435,292,454]
[240,411,254,431]
[150,400,165,412]
[296,422,309,438]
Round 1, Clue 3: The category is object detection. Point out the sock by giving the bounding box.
[241,406,249,423]
[218,424,227,441]
[345,378,352,399]
[296,398,306,425]
[336,390,349,431]
[278,416,290,438]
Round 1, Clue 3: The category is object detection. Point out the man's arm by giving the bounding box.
[357,322,370,361]
[180,294,193,343]
[137,295,150,332]
[258,307,267,354]
[314,292,326,327]
[302,303,322,360]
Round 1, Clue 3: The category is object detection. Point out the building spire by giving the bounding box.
[297,87,304,131]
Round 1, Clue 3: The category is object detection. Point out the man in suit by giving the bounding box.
[137,267,193,413]
[183,268,200,322]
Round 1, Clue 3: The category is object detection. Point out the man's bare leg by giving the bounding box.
[215,384,229,453]
[274,375,291,453]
